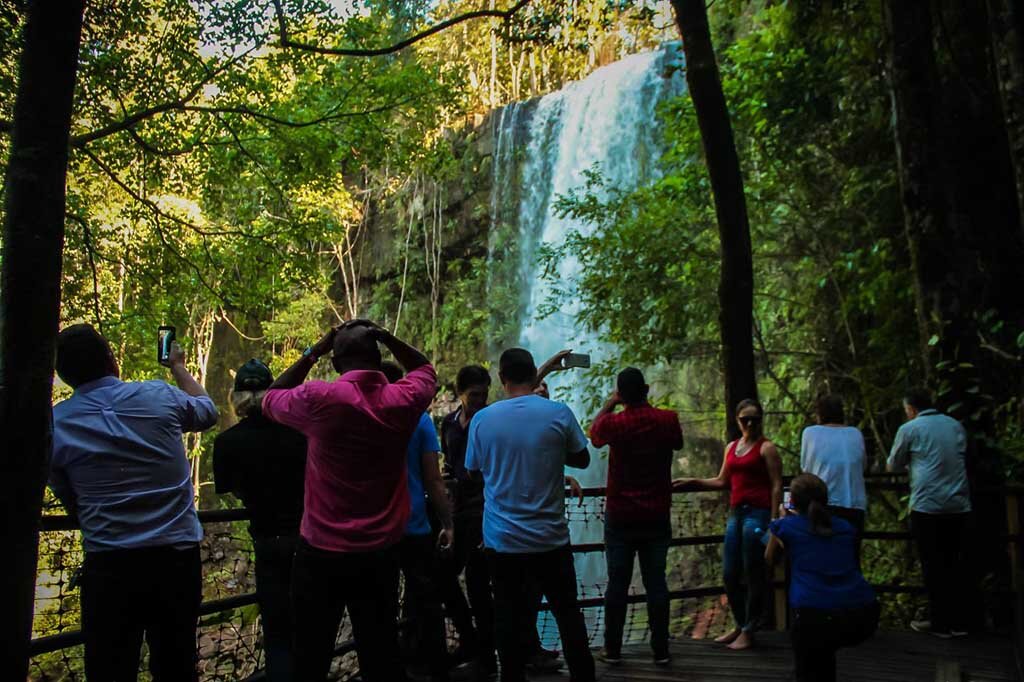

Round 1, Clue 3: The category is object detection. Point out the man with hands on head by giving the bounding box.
[261,319,436,682]
[49,324,218,682]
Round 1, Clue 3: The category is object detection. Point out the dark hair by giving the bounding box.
[735,398,763,417]
[499,348,536,385]
[381,360,404,383]
[616,367,648,405]
[456,365,491,394]
[56,324,115,388]
[815,394,845,424]
[790,473,833,537]
[903,387,934,411]
[331,326,382,374]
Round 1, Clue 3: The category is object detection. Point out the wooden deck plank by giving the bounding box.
[525,630,1016,682]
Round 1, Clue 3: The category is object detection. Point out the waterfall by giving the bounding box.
[489,44,685,646]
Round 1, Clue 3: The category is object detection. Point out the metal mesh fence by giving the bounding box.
[30,483,925,680]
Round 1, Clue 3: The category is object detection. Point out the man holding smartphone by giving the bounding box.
[49,324,218,681]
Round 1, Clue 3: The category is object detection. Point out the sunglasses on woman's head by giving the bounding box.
[738,416,762,425]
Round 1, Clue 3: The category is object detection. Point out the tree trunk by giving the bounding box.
[670,0,758,442]
[988,0,1024,238]
[0,1,85,678]
[882,0,945,381]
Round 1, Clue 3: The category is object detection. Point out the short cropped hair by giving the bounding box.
[381,360,404,383]
[332,326,382,372]
[56,324,115,388]
[904,387,934,411]
[231,389,267,419]
[456,365,491,394]
[499,348,536,385]
[617,367,647,404]
[815,394,845,424]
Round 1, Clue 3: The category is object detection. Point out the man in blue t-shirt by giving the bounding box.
[383,363,453,681]
[465,348,596,682]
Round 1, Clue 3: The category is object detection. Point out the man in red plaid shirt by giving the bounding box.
[590,368,683,667]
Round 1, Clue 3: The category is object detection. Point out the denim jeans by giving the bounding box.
[488,545,595,682]
[603,521,671,657]
[252,534,298,682]
[722,505,771,632]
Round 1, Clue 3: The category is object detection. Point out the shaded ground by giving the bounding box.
[528,630,1016,681]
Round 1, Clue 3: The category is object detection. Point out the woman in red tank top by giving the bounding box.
[673,399,783,651]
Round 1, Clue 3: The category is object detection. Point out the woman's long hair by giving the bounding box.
[790,473,833,536]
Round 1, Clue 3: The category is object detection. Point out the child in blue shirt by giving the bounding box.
[766,473,879,682]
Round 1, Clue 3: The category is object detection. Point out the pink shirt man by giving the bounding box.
[263,364,436,552]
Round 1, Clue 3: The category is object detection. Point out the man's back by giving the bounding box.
[889,410,970,513]
[465,395,588,553]
[590,404,682,525]
[263,365,436,552]
[51,376,218,552]
[213,415,307,537]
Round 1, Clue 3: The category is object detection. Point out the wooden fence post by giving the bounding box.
[773,560,787,631]
[1007,491,1020,592]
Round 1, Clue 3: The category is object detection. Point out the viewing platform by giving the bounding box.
[526,631,1018,681]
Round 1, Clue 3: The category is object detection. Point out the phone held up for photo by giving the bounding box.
[561,352,591,369]
[783,487,794,513]
[158,326,176,367]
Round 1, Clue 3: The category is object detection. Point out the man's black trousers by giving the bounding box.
[80,544,201,682]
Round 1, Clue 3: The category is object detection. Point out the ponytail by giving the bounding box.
[807,499,834,537]
[790,473,834,537]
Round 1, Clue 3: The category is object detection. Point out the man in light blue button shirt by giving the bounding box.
[887,387,972,638]
[50,324,218,681]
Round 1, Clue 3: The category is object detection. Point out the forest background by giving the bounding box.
[3,0,1024,677]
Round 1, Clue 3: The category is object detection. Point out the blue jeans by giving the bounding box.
[604,522,671,657]
[722,505,771,632]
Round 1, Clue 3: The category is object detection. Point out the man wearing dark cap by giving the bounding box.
[261,320,436,682]
[590,367,683,666]
[213,359,307,682]
[49,323,218,681]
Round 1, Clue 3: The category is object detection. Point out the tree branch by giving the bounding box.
[66,212,104,334]
[272,0,532,57]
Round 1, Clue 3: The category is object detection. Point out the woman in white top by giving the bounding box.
[800,395,867,564]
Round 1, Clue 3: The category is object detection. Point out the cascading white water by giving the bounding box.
[489,44,685,646]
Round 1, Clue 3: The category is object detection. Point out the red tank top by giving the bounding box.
[726,438,772,509]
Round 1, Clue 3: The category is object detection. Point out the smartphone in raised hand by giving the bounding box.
[158,326,176,367]
[561,352,591,369]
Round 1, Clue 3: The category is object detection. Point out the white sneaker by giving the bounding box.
[911,620,953,638]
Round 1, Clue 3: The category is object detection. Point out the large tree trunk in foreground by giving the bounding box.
[0,1,85,677]
[882,0,945,381]
[988,0,1024,237]
[671,0,758,442]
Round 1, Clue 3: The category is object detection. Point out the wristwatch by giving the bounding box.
[302,346,319,362]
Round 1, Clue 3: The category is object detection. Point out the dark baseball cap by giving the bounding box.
[234,359,273,391]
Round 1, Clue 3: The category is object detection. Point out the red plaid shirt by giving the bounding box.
[590,403,683,525]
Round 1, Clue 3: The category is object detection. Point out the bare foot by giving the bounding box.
[727,631,754,650]
[714,628,741,644]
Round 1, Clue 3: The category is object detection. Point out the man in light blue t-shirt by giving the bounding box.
[887,387,973,638]
[465,348,595,682]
